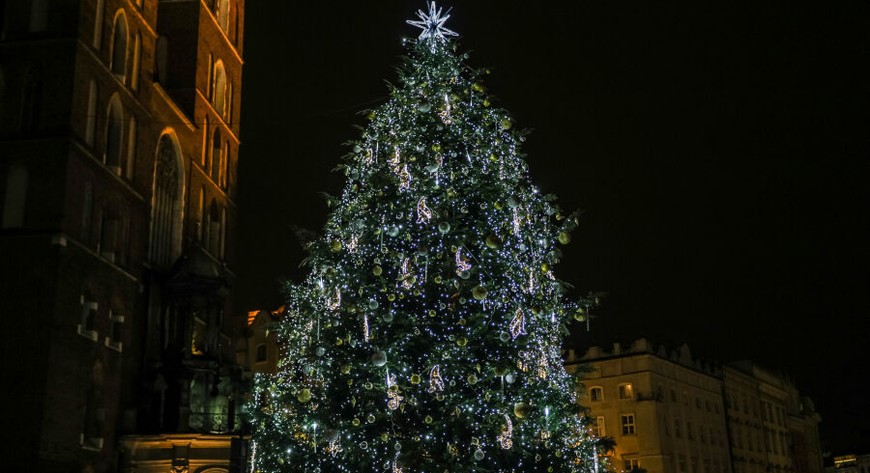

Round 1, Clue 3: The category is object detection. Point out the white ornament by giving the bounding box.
[407,2,459,43]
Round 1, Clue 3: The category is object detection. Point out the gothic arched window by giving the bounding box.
[126,115,137,179]
[212,61,226,116]
[211,129,222,181]
[215,0,229,34]
[110,11,128,79]
[93,0,104,48]
[150,133,183,268]
[104,95,123,172]
[2,165,27,228]
[20,67,41,133]
[29,0,48,33]
[130,32,141,90]
[85,80,98,146]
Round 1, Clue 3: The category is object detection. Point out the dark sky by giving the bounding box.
[236,1,869,454]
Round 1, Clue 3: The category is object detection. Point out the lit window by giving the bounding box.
[618,383,633,400]
[624,459,640,472]
[589,386,603,402]
[620,413,635,435]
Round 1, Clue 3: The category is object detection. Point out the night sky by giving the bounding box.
[236,1,869,454]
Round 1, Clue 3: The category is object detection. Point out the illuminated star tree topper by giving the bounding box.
[406,1,459,42]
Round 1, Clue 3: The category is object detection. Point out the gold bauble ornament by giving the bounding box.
[352,417,361,426]
[500,118,513,130]
[456,336,468,347]
[340,364,351,374]
[330,240,342,252]
[472,286,488,300]
[410,374,422,384]
[541,263,549,272]
[573,308,587,322]
[485,233,501,249]
[373,265,383,276]
[297,389,312,403]
[558,232,572,245]
[494,201,504,210]
[425,415,433,424]
[380,433,389,442]
[514,402,531,419]
[467,374,478,385]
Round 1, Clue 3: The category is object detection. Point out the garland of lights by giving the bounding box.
[248,3,608,473]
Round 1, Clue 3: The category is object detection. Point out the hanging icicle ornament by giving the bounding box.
[513,208,522,234]
[510,308,527,340]
[497,414,514,449]
[417,197,433,223]
[327,287,342,311]
[428,365,444,393]
[399,164,412,191]
[455,247,471,274]
[363,314,371,341]
[527,270,536,294]
[406,1,459,43]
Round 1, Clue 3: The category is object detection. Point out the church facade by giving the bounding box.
[0,1,246,471]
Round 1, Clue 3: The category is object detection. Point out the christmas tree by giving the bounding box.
[249,3,606,472]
